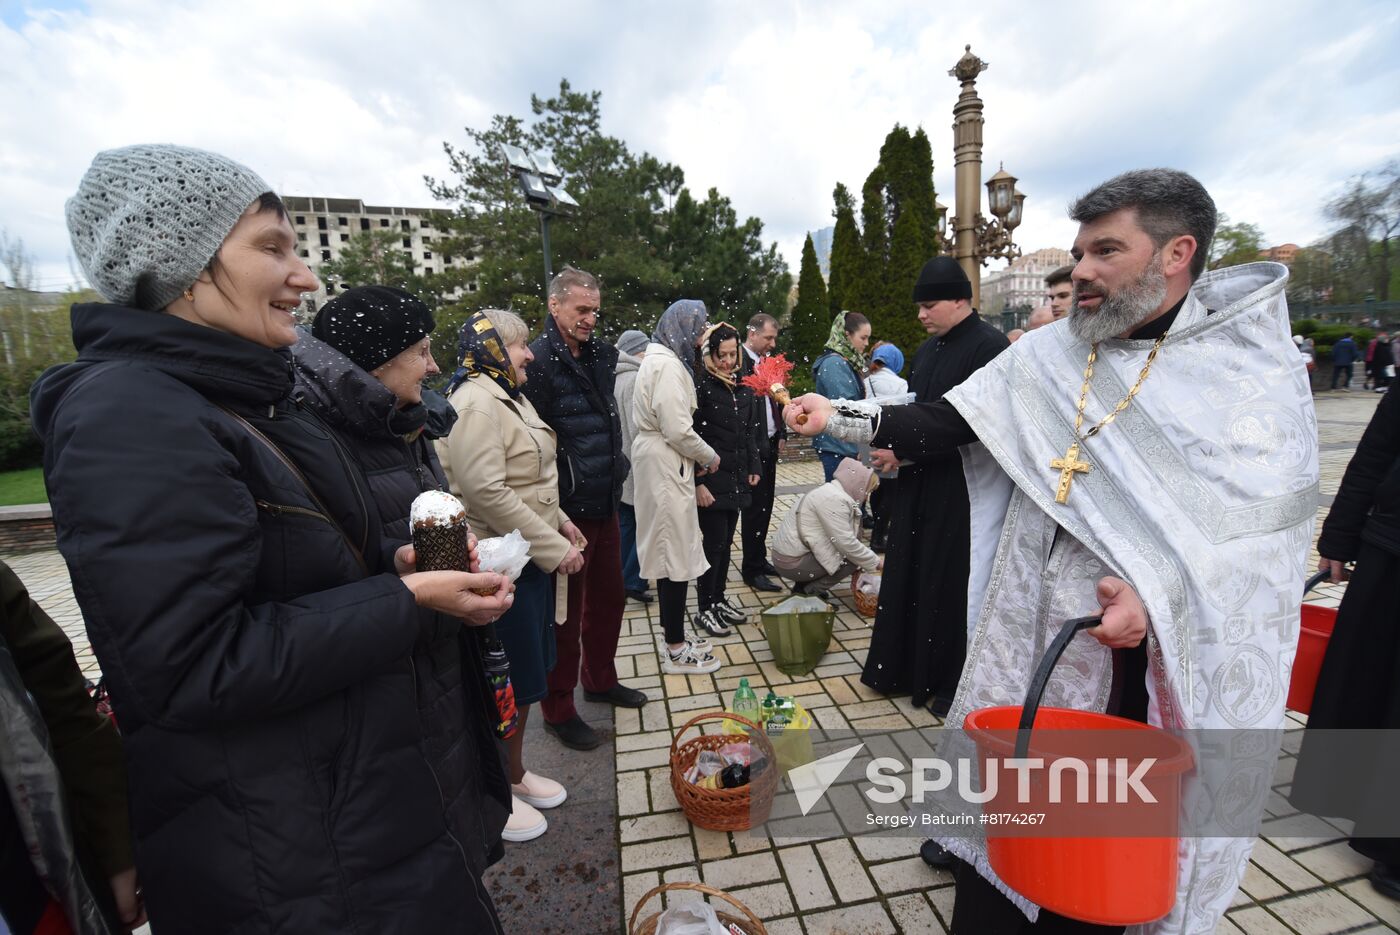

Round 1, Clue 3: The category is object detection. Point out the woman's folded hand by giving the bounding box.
[401,570,515,625]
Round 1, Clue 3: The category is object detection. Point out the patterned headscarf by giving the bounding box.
[446,311,519,398]
[651,299,709,374]
[698,321,739,388]
[824,311,868,372]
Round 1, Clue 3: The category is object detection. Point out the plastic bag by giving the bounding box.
[653,903,730,935]
[762,594,831,615]
[856,572,882,597]
[475,530,532,582]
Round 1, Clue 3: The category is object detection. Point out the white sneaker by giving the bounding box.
[713,598,747,626]
[684,632,713,652]
[502,795,547,842]
[511,771,567,809]
[662,643,722,674]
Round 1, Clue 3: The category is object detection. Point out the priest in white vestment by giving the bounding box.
[785,169,1318,934]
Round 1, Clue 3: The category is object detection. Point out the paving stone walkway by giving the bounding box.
[5,388,1397,934]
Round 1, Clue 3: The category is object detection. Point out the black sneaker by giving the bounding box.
[920,839,957,869]
[694,609,733,638]
[1370,862,1400,901]
[712,598,747,626]
[626,589,654,603]
[543,715,603,751]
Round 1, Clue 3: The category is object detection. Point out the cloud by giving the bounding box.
[2,0,1398,292]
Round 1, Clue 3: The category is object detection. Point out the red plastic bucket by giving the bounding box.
[965,705,1195,925]
[1286,572,1339,715]
[963,616,1195,926]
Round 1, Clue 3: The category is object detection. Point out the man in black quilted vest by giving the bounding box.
[522,267,648,750]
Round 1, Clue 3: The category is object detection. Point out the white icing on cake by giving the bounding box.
[410,490,466,527]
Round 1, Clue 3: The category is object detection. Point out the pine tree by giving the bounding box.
[827,183,862,316]
[789,234,831,378]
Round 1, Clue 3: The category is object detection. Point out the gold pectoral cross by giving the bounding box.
[1050,442,1091,504]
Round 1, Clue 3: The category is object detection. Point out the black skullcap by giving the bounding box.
[911,256,972,303]
[312,285,435,374]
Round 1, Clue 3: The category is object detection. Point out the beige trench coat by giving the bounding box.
[631,344,718,582]
[435,374,571,574]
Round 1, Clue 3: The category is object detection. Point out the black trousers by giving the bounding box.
[869,475,898,542]
[741,441,780,578]
[951,864,1124,934]
[658,578,689,645]
[697,507,739,611]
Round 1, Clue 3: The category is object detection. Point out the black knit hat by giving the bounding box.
[911,256,972,303]
[312,285,435,373]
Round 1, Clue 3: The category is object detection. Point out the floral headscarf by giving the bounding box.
[698,321,739,388]
[824,311,868,372]
[651,299,709,374]
[446,311,519,398]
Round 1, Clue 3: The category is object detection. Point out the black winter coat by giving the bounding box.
[521,316,627,518]
[30,305,502,935]
[694,371,759,511]
[1318,386,1400,559]
[291,333,511,881]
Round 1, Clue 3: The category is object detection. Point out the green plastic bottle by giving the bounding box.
[732,678,760,727]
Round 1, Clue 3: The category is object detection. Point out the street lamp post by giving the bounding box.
[501,144,580,292]
[941,45,1024,309]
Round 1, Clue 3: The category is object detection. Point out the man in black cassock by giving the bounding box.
[858,257,1008,715]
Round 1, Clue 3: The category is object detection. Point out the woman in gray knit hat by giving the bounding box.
[30,145,514,935]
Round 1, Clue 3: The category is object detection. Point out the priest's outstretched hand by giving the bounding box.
[1086,576,1149,648]
[785,394,832,435]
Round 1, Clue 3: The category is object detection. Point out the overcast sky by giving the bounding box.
[3,0,1398,294]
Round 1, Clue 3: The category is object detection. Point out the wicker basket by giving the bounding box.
[852,572,879,618]
[670,711,778,832]
[629,881,768,935]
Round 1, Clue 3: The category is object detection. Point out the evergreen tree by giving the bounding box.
[848,166,888,321]
[885,207,931,354]
[827,182,862,315]
[425,80,789,364]
[788,234,830,378]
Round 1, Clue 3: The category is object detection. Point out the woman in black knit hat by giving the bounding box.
[294,285,513,882]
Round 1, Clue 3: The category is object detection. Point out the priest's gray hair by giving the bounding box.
[548,266,600,301]
[1069,169,1217,281]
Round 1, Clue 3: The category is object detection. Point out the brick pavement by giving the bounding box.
[5,387,1397,934]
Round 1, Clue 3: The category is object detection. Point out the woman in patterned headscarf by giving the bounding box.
[631,300,724,674]
[438,309,585,845]
[812,311,871,482]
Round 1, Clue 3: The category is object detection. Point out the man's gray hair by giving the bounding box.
[747,312,778,333]
[1069,169,1216,281]
[548,266,600,301]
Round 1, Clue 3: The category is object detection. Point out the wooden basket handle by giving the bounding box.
[669,709,777,762]
[628,880,768,934]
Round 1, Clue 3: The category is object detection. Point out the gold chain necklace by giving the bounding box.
[1049,334,1167,504]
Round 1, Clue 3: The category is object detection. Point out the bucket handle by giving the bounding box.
[1303,569,1331,597]
[1014,615,1103,759]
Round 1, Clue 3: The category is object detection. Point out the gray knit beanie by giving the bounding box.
[616,329,649,357]
[66,144,272,311]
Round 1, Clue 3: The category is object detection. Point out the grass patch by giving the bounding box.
[0,468,47,506]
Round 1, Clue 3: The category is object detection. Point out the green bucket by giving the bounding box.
[760,595,836,676]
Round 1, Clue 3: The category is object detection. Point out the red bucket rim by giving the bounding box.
[964,705,1195,774]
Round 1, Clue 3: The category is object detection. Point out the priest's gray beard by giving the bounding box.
[1069,253,1168,344]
